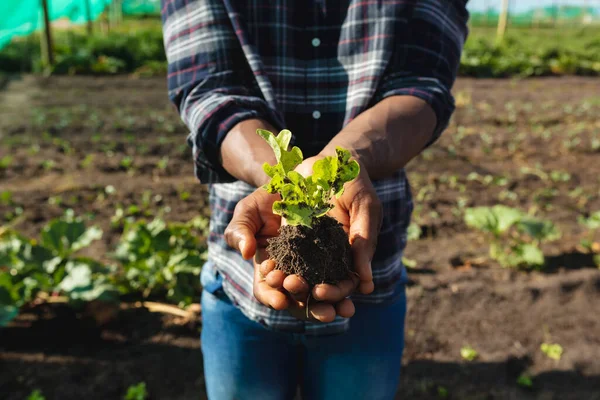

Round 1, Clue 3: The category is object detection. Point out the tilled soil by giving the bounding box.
[1,75,600,399]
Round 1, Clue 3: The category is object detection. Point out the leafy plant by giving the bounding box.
[26,390,46,400]
[114,217,208,307]
[258,129,359,227]
[460,345,478,361]
[465,205,560,269]
[517,374,533,388]
[0,155,13,170]
[407,223,422,241]
[0,211,114,326]
[578,211,600,267]
[540,342,563,361]
[124,382,148,400]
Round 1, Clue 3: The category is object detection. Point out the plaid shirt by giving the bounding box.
[162,0,468,335]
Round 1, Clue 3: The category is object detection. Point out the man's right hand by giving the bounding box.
[224,188,356,322]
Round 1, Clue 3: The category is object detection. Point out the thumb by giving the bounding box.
[224,198,261,260]
[348,192,382,294]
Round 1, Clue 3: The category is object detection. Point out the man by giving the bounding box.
[162,1,468,398]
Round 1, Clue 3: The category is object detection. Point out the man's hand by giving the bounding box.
[224,155,382,322]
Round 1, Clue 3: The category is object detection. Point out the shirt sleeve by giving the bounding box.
[161,0,285,184]
[373,0,469,147]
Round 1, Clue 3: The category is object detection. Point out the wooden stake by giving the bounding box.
[40,0,54,66]
[84,0,93,36]
[496,0,509,43]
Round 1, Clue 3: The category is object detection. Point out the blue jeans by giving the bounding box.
[201,285,406,400]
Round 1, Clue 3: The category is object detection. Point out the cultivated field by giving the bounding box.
[1,75,599,399]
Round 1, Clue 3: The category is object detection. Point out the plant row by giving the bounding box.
[1,25,600,77]
[0,210,207,327]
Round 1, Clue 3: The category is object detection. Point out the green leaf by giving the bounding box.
[460,345,478,361]
[280,183,305,202]
[273,201,315,227]
[275,129,292,150]
[257,129,282,161]
[264,174,285,195]
[517,374,533,388]
[41,219,102,257]
[465,206,523,235]
[518,218,561,241]
[58,260,118,302]
[281,146,303,173]
[312,157,337,184]
[0,305,19,327]
[332,148,360,198]
[514,243,545,267]
[26,390,46,400]
[124,382,148,400]
[579,211,600,230]
[407,223,422,241]
[258,129,302,173]
[540,343,563,361]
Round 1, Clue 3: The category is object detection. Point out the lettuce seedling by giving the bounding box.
[258,129,359,227]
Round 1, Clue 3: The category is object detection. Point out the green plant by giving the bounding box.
[0,155,13,170]
[40,159,56,171]
[26,389,46,400]
[120,156,134,170]
[517,374,533,388]
[541,342,563,361]
[437,386,449,398]
[0,211,115,327]
[114,217,208,307]
[460,345,478,361]
[80,154,95,169]
[578,211,600,267]
[124,382,148,400]
[258,129,359,227]
[407,223,422,241]
[0,191,12,206]
[157,156,169,171]
[464,205,560,269]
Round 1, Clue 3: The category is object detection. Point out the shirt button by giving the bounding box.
[312,110,321,120]
[311,37,321,47]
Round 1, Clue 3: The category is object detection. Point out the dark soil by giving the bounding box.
[267,215,352,286]
[1,76,600,399]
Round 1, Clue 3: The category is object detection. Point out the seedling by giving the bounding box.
[157,156,169,171]
[465,205,560,269]
[124,382,147,400]
[26,390,46,400]
[540,343,563,361]
[40,159,56,171]
[258,129,359,285]
[0,155,13,170]
[460,345,478,361]
[517,374,533,388]
[80,154,95,169]
[120,156,134,171]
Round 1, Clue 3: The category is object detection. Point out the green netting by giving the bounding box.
[0,0,112,50]
[122,0,160,16]
[470,6,600,26]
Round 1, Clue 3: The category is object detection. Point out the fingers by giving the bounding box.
[307,302,336,323]
[283,274,309,302]
[265,270,286,288]
[253,260,289,311]
[312,276,357,302]
[348,190,382,295]
[335,298,355,318]
[225,189,280,260]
